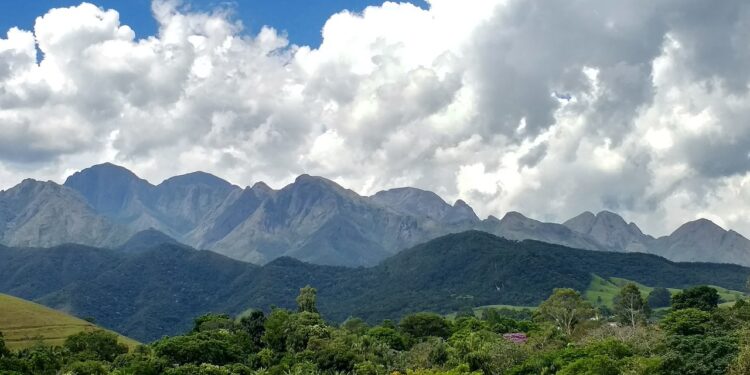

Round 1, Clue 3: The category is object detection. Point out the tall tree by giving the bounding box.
[239,310,266,351]
[613,283,651,327]
[647,287,672,308]
[536,288,594,336]
[671,286,720,311]
[296,285,319,314]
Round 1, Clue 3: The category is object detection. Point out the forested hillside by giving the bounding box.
[0,231,747,342]
[3,282,750,374]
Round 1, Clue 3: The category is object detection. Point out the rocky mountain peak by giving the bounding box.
[448,199,480,223]
[670,218,726,238]
[64,163,152,216]
[251,181,274,193]
[500,211,530,223]
[562,211,597,232]
[159,171,235,190]
[370,187,451,220]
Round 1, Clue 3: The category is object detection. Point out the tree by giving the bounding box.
[536,288,594,336]
[0,331,8,358]
[647,287,672,308]
[15,344,65,375]
[61,360,110,375]
[63,330,128,362]
[192,313,235,333]
[341,317,369,334]
[367,326,408,350]
[671,286,720,311]
[613,284,650,327]
[399,313,451,340]
[661,334,738,375]
[296,285,319,314]
[152,331,245,366]
[660,308,712,336]
[238,310,266,351]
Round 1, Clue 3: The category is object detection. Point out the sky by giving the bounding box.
[0,0,427,47]
[0,0,749,237]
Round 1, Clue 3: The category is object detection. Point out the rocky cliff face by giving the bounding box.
[563,211,750,265]
[484,211,606,251]
[564,211,653,253]
[0,179,128,248]
[650,219,750,265]
[3,163,750,267]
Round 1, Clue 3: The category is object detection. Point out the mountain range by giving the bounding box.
[1,163,749,266]
[0,231,747,342]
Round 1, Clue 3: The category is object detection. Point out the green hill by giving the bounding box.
[585,274,745,308]
[0,293,139,350]
[1,232,749,342]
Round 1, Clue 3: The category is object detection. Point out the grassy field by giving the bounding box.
[584,275,745,308]
[468,274,746,316]
[0,294,139,351]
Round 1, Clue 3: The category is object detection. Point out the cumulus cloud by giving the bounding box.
[0,0,749,236]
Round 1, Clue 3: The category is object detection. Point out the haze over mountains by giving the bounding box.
[1,163,749,267]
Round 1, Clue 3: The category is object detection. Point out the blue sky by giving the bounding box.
[0,0,427,47]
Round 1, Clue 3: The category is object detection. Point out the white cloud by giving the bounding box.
[0,0,749,237]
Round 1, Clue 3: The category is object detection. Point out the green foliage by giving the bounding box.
[399,313,451,340]
[63,330,128,362]
[613,284,651,327]
[647,287,672,309]
[192,313,235,333]
[671,286,720,311]
[296,285,319,314]
[152,331,246,366]
[535,288,594,336]
[341,317,369,334]
[61,360,110,375]
[15,344,64,375]
[367,326,408,350]
[5,283,750,375]
[110,348,167,375]
[557,355,620,375]
[659,303,740,375]
[660,308,712,335]
[162,363,253,375]
[447,329,528,374]
[661,334,738,375]
[0,332,7,358]
[3,233,750,344]
[237,310,265,352]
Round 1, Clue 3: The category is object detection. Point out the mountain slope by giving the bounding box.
[371,187,480,225]
[483,211,605,251]
[651,219,750,265]
[564,211,750,265]
[63,163,240,239]
[0,180,127,248]
[0,293,138,350]
[209,175,425,266]
[117,228,182,254]
[563,211,653,252]
[0,232,747,342]
[3,163,750,267]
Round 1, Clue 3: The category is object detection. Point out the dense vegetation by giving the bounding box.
[1,231,748,342]
[3,283,750,375]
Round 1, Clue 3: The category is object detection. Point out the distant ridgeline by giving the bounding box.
[0,231,747,342]
[1,163,750,267]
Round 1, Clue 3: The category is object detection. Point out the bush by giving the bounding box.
[63,331,128,362]
[400,313,451,340]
